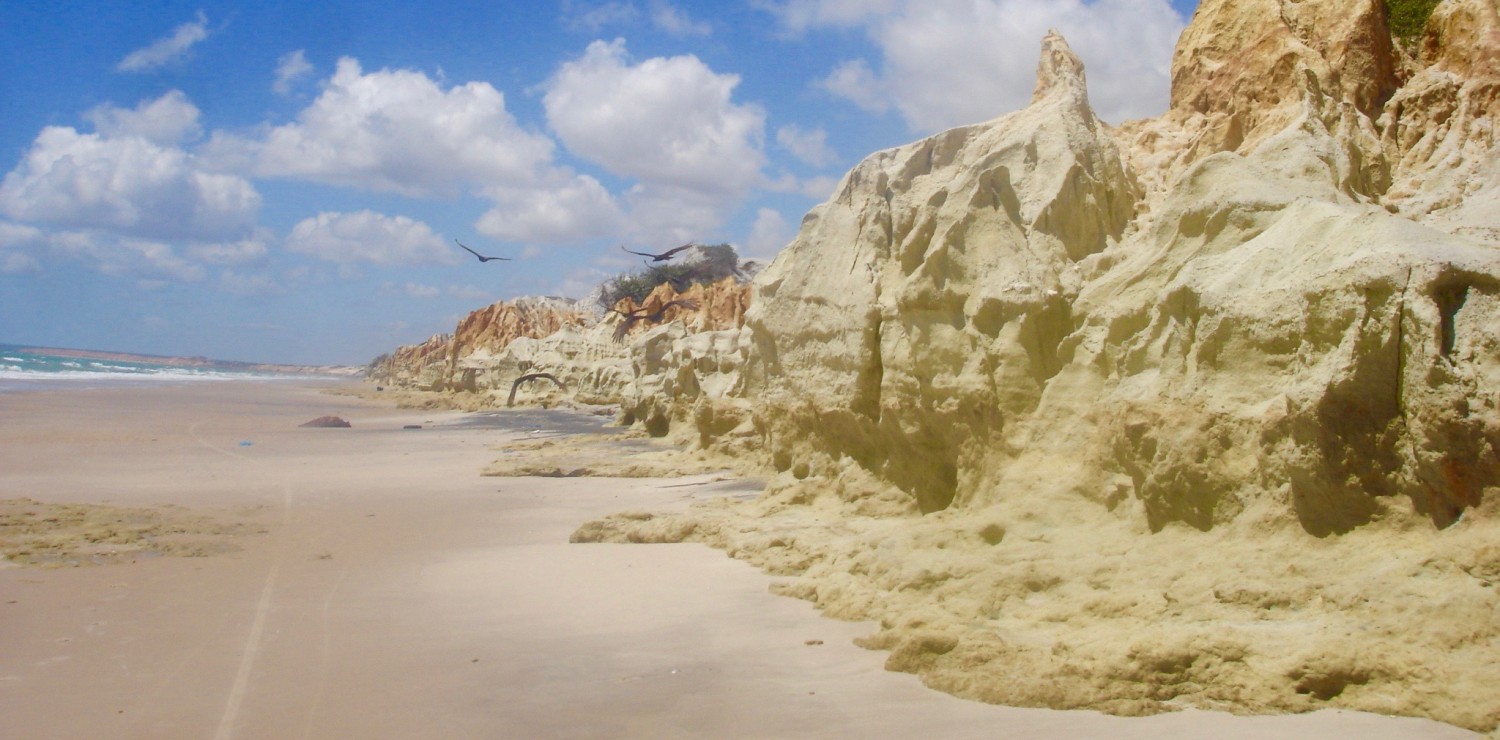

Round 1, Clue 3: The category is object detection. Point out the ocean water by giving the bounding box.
[0,346,302,393]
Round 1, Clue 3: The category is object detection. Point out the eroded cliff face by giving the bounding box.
[370,277,752,407]
[582,0,1500,730]
[742,31,1136,515]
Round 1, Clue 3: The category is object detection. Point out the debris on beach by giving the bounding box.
[299,415,352,428]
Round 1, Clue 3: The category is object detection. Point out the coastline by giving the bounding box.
[0,381,1474,738]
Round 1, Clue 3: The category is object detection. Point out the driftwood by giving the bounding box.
[507,372,566,407]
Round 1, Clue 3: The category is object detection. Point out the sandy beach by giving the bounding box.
[0,381,1475,739]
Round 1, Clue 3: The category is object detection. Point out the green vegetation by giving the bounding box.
[599,270,666,309]
[597,243,731,310]
[1385,0,1442,46]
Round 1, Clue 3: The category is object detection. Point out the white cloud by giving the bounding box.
[819,59,888,114]
[286,210,457,267]
[542,39,766,195]
[764,172,841,200]
[207,58,555,197]
[554,263,617,301]
[47,231,206,281]
[799,175,842,199]
[447,284,494,302]
[123,239,206,281]
[477,173,625,244]
[381,281,442,299]
[0,220,43,248]
[789,0,1184,130]
[0,221,42,273]
[219,270,285,296]
[621,184,736,246]
[651,1,712,35]
[188,234,270,266]
[745,207,793,258]
[562,1,640,32]
[273,50,314,95]
[84,90,201,145]
[116,11,211,73]
[754,0,900,33]
[1,252,39,273]
[0,123,260,241]
[776,124,838,167]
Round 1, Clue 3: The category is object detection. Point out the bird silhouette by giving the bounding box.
[620,243,694,262]
[456,239,511,263]
[610,299,699,342]
[506,372,566,407]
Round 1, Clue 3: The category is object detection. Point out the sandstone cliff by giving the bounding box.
[577,0,1500,731]
[368,296,589,393]
[369,273,753,407]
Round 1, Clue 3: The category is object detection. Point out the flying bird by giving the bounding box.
[456,239,511,263]
[610,299,699,343]
[620,243,694,262]
[506,372,566,407]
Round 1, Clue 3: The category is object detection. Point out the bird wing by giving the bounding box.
[457,239,511,261]
[612,317,632,343]
[620,245,654,258]
[658,243,695,259]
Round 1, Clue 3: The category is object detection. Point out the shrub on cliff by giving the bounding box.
[1385,0,1441,45]
[597,245,731,309]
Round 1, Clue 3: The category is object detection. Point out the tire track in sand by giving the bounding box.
[191,422,295,740]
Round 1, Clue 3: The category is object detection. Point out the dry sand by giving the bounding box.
[0,381,1475,738]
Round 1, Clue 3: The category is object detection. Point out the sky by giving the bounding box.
[0,0,1197,365]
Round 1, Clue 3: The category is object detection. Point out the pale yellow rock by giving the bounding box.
[577,2,1500,733]
[375,0,1500,731]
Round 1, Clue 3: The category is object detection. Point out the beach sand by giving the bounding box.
[0,381,1475,738]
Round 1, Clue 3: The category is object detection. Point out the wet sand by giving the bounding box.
[0,381,1474,738]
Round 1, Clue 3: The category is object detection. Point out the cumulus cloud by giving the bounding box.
[651,1,712,35]
[84,90,201,145]
[116,11,211,73]
[744,207,793,258]
[273,50,314,95]
[48,231,206,282]
[764,171,842,200]
[798,175,842,199]
[0,251,39,273]
[621,183,745,247]
[447,284,493,302]
[543,39,766,195]
[188,233,270,266]
[0,117,260,242]
[775,0,1184,130]
[819,59,889,114]
[219,269,285,296]
[285,210,457,267]
[381,281,442,299]
[562,0,640,32]
[477,173,625,244]
[0,220,43,273]
[207,58,555,197]
[776,124,838,167]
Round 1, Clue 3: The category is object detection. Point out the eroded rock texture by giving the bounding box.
[583,0,1500,731]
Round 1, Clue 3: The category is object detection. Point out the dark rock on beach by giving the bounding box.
[299,415,352,428]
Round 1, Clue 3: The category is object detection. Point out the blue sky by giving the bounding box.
[0,0,1195,365]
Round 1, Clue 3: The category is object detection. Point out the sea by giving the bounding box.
[0,345,316,393]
